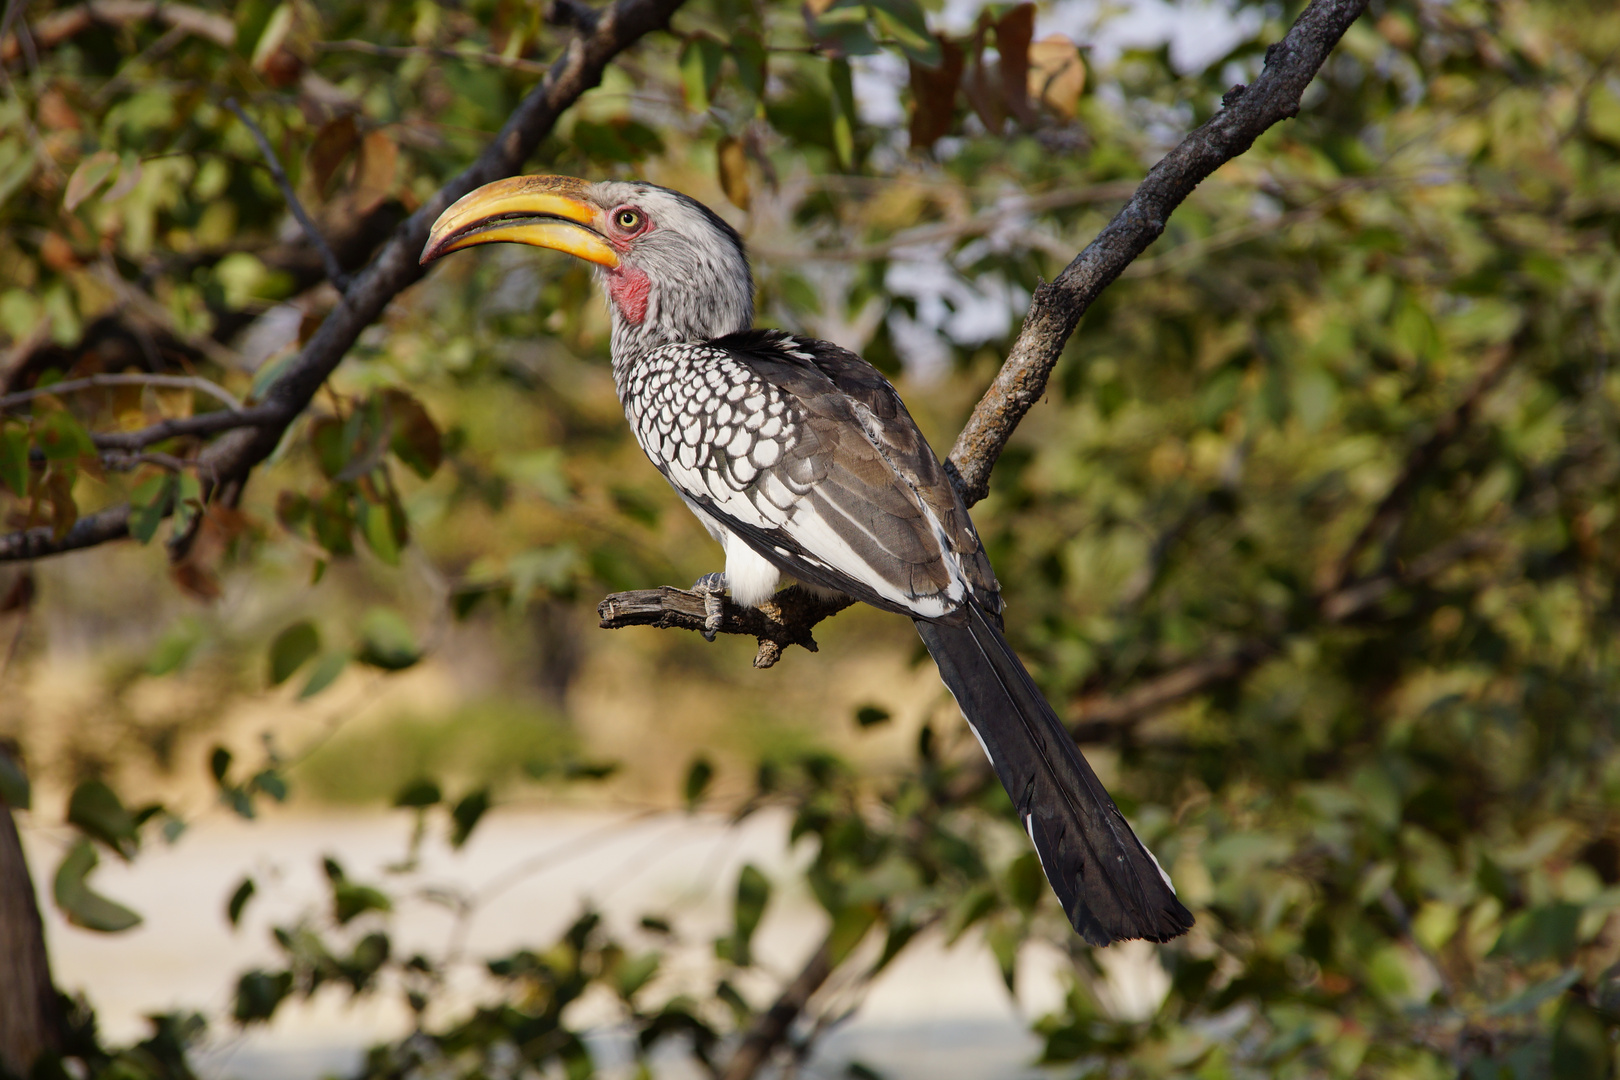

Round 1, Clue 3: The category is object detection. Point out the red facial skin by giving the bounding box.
[604,204,653,325]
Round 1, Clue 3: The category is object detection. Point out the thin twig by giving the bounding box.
[0,372,243,414]
[224,97,352,293]
[316,38,550,75]
[90,404,283,452]
[750,182,1139,264]
[99,449,194,473]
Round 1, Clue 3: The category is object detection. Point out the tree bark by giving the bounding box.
[0,801,60,1074]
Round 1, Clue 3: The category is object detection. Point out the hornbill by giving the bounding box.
[420,176,1193,945]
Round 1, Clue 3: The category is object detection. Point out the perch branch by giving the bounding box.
[598,585,853,669]
[946,0,1371,505]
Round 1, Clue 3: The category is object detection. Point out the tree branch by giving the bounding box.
[598,585,854,669]
[720,933,834,1080]
[315,38,551,76]
[0,0,688,563]
[225,98,353,295]
[1,0,235,63]
[946,0,1371,505]
[0,372,244,415]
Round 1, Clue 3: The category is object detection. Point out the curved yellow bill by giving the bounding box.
[420,175,619,268]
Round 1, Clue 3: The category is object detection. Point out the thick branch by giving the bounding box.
[0,0,686,563]
[0,793,61,1073]
[191,0,686,506]
[720,934,834,1080]
[0,507,132,561]
[946,0,1370,505]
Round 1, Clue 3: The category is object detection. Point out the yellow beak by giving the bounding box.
[419,175,620,268]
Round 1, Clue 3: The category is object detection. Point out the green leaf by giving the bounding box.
[227,877,256,928]
[332,881,392,924]
[356,608,420,671]
[854,704,890,728]
[268,620,320,685]
[828,902,880,964]
[1492,903,1582,964]
[210,746,233,784]
[54,840,142,933]
[67,779,138,859]
[127,473,175,544]
[684,756,714,809]
[450,787,491,849]
[1005,851,1045,914]
[32,410,95,460]
[679,34,725,113]
[730,864,771,967]
[359,498,402,565]
[299,652,348,699]
[1489,967,1580,1017]
[615,951,661,999]
[146,618,202,676]
[0,749,30,810]
[384,390,442,479]
[233,969,292,1024]
[867,0,940,64]
[0,424,27,496]
[394,778,441,808]
[1552,998,1612,1079]
[731,32,767,100]
[250,769,288,802]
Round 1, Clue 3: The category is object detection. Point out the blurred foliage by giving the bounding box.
[3,0,1620,1078]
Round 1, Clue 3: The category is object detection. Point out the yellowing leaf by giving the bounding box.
[307,114,359,194]
[1028,36,1085,118]
[64,150,118,212]
[717,136,751,211]
[353,130,397,214]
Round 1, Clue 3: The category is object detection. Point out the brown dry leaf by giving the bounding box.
[170,562,223,601]
[39,232,78,271]
[0,570,36,614]
[1028,36,1084,118]
[963,22,1003,133]
[908,36,965,151]
[46,471,77,541]
[38,88,80,132]
[352,130,398,215]
[717,136,752,211]
[308,115,359,195]
[997,4,1036,123]
[803,0,835,16]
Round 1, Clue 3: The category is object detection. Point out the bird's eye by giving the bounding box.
[615,208,642,231]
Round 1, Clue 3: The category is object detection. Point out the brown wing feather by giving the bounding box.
[714,329,1000,614]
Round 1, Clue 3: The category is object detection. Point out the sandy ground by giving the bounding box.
[21,807,1167,1079]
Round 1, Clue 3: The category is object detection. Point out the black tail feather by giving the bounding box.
[915,606,1193,945]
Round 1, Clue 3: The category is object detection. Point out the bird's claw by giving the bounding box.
[692,572,728,641]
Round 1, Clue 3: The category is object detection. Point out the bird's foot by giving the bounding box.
[691,572,728,641]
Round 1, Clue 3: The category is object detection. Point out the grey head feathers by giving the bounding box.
[586,180,754,369]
